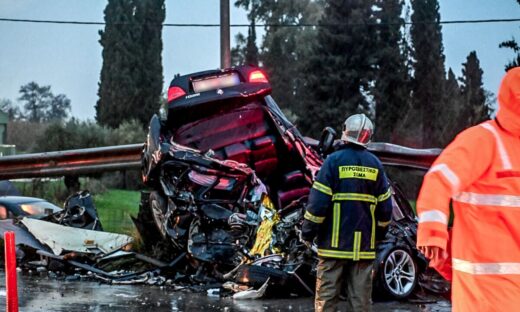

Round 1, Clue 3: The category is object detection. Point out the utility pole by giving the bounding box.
[220,0,231,69]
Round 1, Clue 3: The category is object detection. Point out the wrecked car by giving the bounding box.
[137,65,431,299]
[0,196,63,220]
[0,191,102,230]
[0,191,134,272]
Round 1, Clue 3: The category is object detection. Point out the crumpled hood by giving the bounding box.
[497,67,520,135]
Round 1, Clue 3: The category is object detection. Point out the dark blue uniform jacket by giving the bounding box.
[302,144,393,260]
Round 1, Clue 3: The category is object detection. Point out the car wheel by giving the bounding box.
[149,191,168,238]
[379,247,418,299]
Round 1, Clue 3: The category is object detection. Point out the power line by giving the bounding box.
[1,17,520,27]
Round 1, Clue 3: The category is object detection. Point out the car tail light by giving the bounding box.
[167,86,186,102]
[248,70,268,83]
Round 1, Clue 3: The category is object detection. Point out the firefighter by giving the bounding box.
[301,114,393,312]
[416,67,520,312]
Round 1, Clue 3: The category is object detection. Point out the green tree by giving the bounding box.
[458,51,489,128]
[97,0,164,128]
[234,0,323,123]
[500,38,520,71]
[0,99,22,120]
[499,0,520,71]
[134,0,165,127]
[18,82,71,122]
[231,33,248,66]
[373,0,411,143]
[301,0,377,137]
[47,94,72,121]
[231,24,259,66]
[35,118,145,152]
[232,0,259,66]
[440,68,462,145]
[97,0,136,128]
[245,24,259,65]
[18,82,52,122]
[410,0,446,147]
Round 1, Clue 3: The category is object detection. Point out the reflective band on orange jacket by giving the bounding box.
[416,67,520,312]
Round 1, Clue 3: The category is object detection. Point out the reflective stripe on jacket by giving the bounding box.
[416,67,520,312]
[302,144,392,260]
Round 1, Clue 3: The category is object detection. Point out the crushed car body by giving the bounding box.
[0,66,447,300]
[0,191,142,282]
[135,65,443,299]
[20,218,132,256]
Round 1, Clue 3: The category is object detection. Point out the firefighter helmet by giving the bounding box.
[341,114,373,146]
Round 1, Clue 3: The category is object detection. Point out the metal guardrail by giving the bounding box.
[0,142,439,180]
[0,144,143,180]
[368,142,441,171]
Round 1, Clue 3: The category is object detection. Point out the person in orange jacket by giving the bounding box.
[416,66,520,312]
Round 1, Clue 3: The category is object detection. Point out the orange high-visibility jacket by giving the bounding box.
[417,67,520,312]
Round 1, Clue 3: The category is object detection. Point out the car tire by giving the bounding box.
[149,191,168,238]
[377,246,418,300]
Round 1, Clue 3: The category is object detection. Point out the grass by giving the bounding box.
[93,189,140,234]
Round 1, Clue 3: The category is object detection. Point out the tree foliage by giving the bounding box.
[410,0,446,148]
[233,0,493,148]
[439,68,463,146]
[17,82,71,122]
[231,0,259,67]
[499,0,520,71]
[35,119,146,152]
[373,0,411,143]
[97,0,165,128]
[458,51,490,128]
[234,0,323,124]
[19,82,52,122]
[231,25,258,66]
[0,99,22,120]
[300,0,378,137]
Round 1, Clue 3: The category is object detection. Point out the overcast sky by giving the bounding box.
[0,0,519,119]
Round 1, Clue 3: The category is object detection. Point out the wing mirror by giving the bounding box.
[318,127,337,157]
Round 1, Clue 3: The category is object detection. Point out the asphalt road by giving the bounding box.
[0,272,451,311]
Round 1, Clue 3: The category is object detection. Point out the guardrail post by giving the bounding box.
[4,231,19,312]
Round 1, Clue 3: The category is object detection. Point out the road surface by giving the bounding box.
[0,272,451,311]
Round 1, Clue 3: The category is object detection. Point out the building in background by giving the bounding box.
[0,111,15,156]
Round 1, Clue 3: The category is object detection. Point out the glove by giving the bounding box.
[298,229,313,249]
[419,245,452,281]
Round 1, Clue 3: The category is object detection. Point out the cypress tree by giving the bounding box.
[234,0,322,123]
[373,0,411,143]
[231,25,258,66]
[97,0,164,128]
[134,0,165,127]
[97,0,135,128]
[232,0,259,66]
[301,0,378,137]
[440,68,462,146]
[244,1,259,66]
[245,23,259,66]
[410,0,446,147]
[231,33,248,66]
[459,51,489,128]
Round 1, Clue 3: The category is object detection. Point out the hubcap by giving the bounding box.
[384,249,416,296]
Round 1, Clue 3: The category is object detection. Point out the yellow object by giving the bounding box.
[249,196,280,257]
[338,166,378,181]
